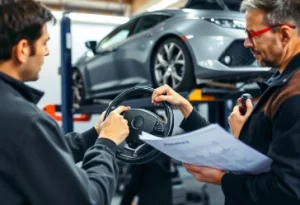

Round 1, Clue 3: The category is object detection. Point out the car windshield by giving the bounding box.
[184,0,241,11]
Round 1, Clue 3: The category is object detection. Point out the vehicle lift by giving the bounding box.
[43,12,262,205]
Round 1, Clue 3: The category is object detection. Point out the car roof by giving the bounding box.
[129,0,243,20]
[130,7,244,21]
[185,0,242,11]
[129,10,178,19]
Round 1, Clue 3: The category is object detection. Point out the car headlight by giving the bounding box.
[202,18,246,30]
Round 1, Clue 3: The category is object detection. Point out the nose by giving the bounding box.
[45,47,50,56]
[244,37,253,48]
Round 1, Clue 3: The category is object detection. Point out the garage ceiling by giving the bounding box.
[38,0,188,16]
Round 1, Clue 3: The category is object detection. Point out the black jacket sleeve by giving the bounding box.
[64,128,99,163]
[15,114,118,205]
[221,96,300,204]
[179,108,210,132]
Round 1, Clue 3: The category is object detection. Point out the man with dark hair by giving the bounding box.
[152,0,300,204]
[0,1,130,205]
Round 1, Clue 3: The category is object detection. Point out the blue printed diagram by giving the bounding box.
[177,141,255,172]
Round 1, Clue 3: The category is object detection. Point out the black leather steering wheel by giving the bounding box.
[103,87,174,164]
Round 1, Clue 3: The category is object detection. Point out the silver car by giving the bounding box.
[72,0,274,107]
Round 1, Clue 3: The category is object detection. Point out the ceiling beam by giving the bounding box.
[46,4,121,15]
[168,0,187,9]
[132,0,188,15]
[39,0,131,16]
[42,0,185,16]
[96,0,133,4]
[132,0,149,13]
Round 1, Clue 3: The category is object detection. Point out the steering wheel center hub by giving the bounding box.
[132,116,144,129]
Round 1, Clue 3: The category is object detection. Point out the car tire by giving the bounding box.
[72,68,87,109]
[151,37,195,91]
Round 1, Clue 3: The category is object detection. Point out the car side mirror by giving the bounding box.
[85,41,97,53]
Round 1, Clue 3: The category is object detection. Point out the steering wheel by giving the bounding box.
[103,87,174,164]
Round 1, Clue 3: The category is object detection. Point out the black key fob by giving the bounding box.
[239,93,252,115]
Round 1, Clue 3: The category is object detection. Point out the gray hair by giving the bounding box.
[240,0,300,30]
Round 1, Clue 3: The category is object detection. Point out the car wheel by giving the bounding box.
[72,69,85,109]
[151,38,195,91]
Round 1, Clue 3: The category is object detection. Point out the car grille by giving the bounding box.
[219,40,255,67]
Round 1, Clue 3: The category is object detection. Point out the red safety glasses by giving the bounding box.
[246,24,296,39]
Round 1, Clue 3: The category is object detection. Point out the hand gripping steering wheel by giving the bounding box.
[103,87,174,164]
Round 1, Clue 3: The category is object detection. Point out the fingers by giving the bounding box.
[155,84,171,95]
[100,110,107,118]
[232,105,240,113]
[183,164,208,182]
[228,105,241,123]
[123,118,129,125]
[153,95,173,104]
[183,163,204,172]
[123,120,130,135]
[113,105,131,114]
[152,84,171,103]
[246,99,253,109]
[245,99,253,116]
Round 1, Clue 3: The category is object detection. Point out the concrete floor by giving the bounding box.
[111,185,224,205]
[111,166,225,205]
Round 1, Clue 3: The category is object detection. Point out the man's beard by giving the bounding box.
[252,50,278,68]
[258,56,279,68]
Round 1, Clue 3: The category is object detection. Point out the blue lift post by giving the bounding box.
[60,12,73,134]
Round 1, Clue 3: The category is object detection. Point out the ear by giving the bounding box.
[279,25,293,46]
[15,39,31,64]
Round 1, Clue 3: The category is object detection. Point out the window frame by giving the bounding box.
[132,13,173,35]
[97,18,139,51]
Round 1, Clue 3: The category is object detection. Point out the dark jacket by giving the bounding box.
[180,53,300,205]
[0,72,118,205]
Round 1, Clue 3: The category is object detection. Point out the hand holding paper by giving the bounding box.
[139,124,272,174]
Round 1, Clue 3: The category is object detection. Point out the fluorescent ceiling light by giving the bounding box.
[51,11,129,25]
[147,0,181,12]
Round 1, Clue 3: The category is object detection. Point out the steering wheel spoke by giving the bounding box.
[151,119,167,136]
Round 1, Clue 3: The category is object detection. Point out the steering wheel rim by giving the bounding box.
[104,87,174,164]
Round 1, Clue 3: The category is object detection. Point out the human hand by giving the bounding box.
[99,105,130,145]
[94,110,106,135]
[152,84,193,118]
[228,98,253,138]
[183,163,225,185]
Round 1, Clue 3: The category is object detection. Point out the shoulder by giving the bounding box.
[268,70,300,119]
[0,91,59,140]
[1,93,40,122]
[277,70,300,101]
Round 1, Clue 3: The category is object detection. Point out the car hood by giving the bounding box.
[184,0,242,11]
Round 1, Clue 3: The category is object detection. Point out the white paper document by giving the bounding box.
[139,124,272,174]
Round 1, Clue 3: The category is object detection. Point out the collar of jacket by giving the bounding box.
[0,72,44,105]
[257,52,300,92]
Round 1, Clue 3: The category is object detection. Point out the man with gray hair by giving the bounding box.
[151,0,300,204]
